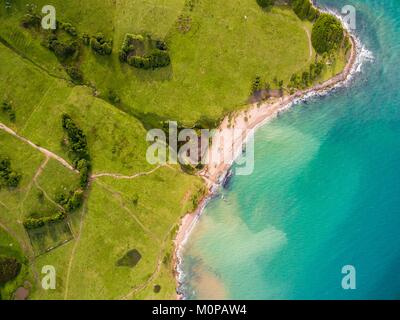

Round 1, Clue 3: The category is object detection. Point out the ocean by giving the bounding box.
[180,0,400,300]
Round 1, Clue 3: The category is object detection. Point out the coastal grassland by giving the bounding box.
[0,130,44,242]
[0,23,205,298]
[0,43,153,176]
[1,0,314,126]
[31,172,204,300]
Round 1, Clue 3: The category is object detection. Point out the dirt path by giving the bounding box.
[303,26,313,63]
[91,165,163,180]
[18,157,49,219]
[0,122,77,172]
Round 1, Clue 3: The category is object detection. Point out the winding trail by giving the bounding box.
[303,26,313,62]
[0,122,77,172]
[91,165,163,180]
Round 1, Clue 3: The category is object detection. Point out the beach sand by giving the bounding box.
[174,30,359,299]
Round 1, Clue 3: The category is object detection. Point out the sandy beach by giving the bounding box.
[174,24,359,299]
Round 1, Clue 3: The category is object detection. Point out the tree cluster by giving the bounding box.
[90,33,112,55]
[58,21,78,37]
[289,60,324,89]
[119,34,171,70]
[43,33,79,61]
[291,0,320,21]
[56,189,84,213]
[311,13,344,54]
[61,114,91,188]
[0,157,21,190]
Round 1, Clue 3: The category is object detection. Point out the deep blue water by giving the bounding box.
[182,0,400,299]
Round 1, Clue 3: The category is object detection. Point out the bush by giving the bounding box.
[311,13,344,54]
[1,101,16,122]
[291,0,320,21]
[120,33,170,69]
[90,33,112,55]
[59,22,78,37]
[77,159,91,188]
[256,0,274,9]
[65,66,83,84]
[0,157,21,189]
[0,257,21,285]
[107,89,121,104]
[81,33,90,46]
[43,34,79,61]
[251,76,262,94]
[21,13,41,29]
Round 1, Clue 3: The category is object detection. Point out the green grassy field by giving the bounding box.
[0,0,348,299]
[1,0,320,126]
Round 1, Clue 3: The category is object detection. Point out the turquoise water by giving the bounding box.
[181,0,400,300]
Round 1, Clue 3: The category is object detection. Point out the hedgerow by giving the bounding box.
[23,211,66,230]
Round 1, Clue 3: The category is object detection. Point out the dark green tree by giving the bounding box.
[256,0,275,9]
[311,13,344,54]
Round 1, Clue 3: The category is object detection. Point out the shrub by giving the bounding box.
[0,157,21,189]
[77,159,90,188]
[311,13,344,54]
[90,33,112,55]
[21,13,41,29]
[59,22,78,37]
[0,257,21,285]
[291,0,320,21]
[43,34,79,61]
[256,0,274,9]
[120,33,170,69]
[107,89,121,104]
[65,66,83,84]
[251,76,262,94]
[1,101,16,122]
[148,49,171,68]
[81,33,90,46]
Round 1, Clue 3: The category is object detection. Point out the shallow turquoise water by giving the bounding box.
[182,0,400,300]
